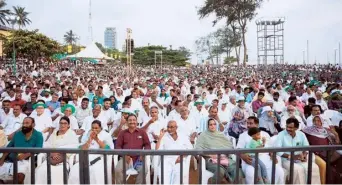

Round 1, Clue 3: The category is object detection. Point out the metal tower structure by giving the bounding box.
[256,17,285,65]
[88,0,93,42]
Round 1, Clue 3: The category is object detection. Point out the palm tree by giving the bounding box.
[64,30,78,45]
[0,1,11,26]
[12,6,31,29]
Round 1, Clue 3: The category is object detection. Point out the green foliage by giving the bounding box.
[0,0,11,26]
[224,56,238,65]
[95,42,120,58]
[198,0,264,66]
[64,30,78,45]
[3,29,63,61]
[213,26,241,57]
[12,6,31,29]
[131,45,190,66]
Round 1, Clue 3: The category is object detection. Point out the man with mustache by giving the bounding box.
[0,117,43,184]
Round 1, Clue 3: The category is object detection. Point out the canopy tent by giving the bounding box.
[66,42,113,60]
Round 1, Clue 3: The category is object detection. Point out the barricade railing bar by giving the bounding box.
[0,145,340,184]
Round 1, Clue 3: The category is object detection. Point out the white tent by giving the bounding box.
[66,42,113,60]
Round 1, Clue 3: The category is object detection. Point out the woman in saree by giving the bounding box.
[35,116,79,184]
[68,120,114,184]
[302,115,342,184]
[195,118,241,184]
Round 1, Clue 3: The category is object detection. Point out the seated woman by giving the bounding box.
[302,115,342,184]
[195,118,241,184]
[35,116,79,184]
[68,120,114,184]
[259,106,282,136]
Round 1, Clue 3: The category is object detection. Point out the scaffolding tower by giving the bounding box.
[256,17,285,65]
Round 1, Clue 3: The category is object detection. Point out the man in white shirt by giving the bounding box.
[21,86,31,102]
[306,105,333,128]
[237,116,284,184]
[0,104,26,139]
[218,100,231,126]
[280,105,305,130]
[206,87,217,105]
[101,98,117,130]
[272,92,286,114]
[0,100,13,124]
[75,98,92,128]
[301,87,315,104]
[175,106,197,143]
[78,105,107,139]
[315,91,328,111]
[156,120,193,185]
[141,106,166,146]
[189,100,208,129]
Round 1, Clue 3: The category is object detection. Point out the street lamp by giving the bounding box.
[6,15,18,76]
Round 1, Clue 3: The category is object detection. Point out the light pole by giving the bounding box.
[302,50,305,65]
[334,48,338,65]
[6,15,18,76]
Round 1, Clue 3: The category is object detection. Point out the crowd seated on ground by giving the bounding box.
[0,62,341,184]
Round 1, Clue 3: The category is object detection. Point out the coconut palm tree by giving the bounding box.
[64,30,78,45]
[0,1,11,26]
[12,6,31,29]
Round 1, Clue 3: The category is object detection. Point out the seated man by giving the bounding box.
[156,120,192,184]
[275,117,321,184]
[237,116,284,184]
[0,104,27,140]
[115,114,151,184]
[0,117,43,184]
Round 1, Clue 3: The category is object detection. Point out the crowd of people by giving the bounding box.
[0,60,341,184]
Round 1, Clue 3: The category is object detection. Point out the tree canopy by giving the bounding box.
[0,1,10,26]
[198,0,263,66]
[130,45,190,66]
[3,29,63,61]
[64,30,78,45]
[12,6,31,29]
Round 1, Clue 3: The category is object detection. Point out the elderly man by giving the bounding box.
[218,100,231,126]
[156,120,193,185]
[280,105,305,130]
[0,117,43,184]
[237,116,285,184]
[115,114,151,184]
[141,106,166,147]
[31,102,53,141]
[315,91,328,111]
[275,117,321,184]
[189,100,208,129]
[46,93,60,113]
[138,97,152,126]
[175,106,197,143]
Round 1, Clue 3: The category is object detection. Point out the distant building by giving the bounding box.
[104,27,117,49]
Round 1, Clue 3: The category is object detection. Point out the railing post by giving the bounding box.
[253,152,259,184]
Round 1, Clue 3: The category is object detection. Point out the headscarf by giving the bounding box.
[259,107,277,134]
[195,130,233,150]
[302,116,337,144]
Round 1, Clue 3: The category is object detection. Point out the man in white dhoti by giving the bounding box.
[0,117,43,184]
[275,117,321,184]
[237,116,285,184]
[156,120,193,185]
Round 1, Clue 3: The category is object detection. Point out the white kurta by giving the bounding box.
[68,130,113,184]
[35,129,79,184]
[1,113,26,135]
[158,133,193,185]
[175,117,197,138]
[237,131,285,184]
[32,114,53,140]
[53,115,79,130]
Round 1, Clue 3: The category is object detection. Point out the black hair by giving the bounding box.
[207,118,216,128]
[248,127,261,136]
[258,92,265,97]
[91,120,102,128]
[60,116,70,125]
[25,117,35,125]
[103,98,111,103]
[288,96,297,103]
[82,97,89,102]
[286,117,300,128]
[308,97,316,104]
[247,116,259,124]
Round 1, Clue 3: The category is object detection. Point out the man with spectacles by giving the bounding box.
[155,120,192,184]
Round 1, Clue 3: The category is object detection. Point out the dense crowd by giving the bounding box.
[0,60,341,184]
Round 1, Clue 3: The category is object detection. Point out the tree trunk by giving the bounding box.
[242,26,247,67]
[235,46,240,66]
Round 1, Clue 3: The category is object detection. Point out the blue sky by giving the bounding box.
[7,0,342,64]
